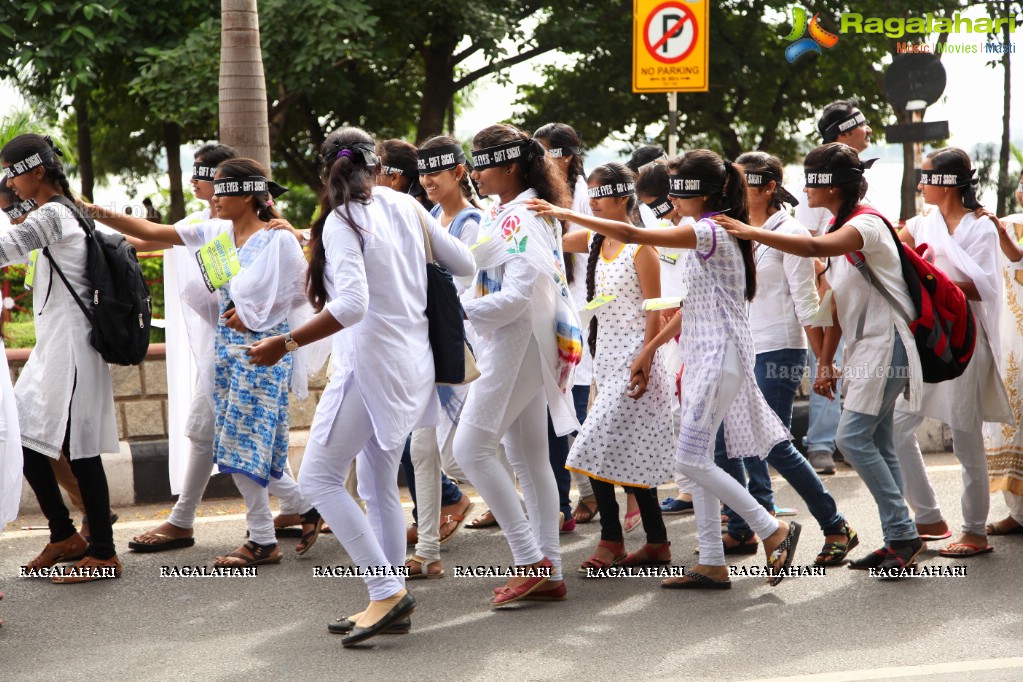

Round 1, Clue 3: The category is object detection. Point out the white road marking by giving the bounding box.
[744,656,1023,681]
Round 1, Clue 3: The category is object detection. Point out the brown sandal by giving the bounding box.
[24,533,88,570]
[405,555,445,579]
[439,497,473,544]
[215,540,283,567]
[572,496,599,524]
[295,510,324,555]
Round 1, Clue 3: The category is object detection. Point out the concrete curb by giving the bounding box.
[16,403,951,515]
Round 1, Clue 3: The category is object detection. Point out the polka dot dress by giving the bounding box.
[566,239,675,488]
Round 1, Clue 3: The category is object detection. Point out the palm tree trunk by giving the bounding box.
[996,0,1012,216]
[74,87,94,201]
[219,0,271,171]
[163,122,186,223]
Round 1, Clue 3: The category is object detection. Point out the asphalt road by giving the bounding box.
[2,453,1022,681]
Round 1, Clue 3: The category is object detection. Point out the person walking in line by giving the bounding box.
[249,127,474,644]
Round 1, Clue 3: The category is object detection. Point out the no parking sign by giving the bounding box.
[633,0,709,93]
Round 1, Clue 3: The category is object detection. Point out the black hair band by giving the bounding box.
[804,168,863,187]
[2,198,37,220]
[2,150,52,179]
[546,146,581,159]
[192,163,217,181]
[213,175,288,198]
[471,141,529,170]
[919,170,977,187]
[823,111,867,140]
[588,182,635,199]
[744,169,800,206]
[647,196,674,219]
[417,144,467,174]
[743,170,780,187]
[668,173,724,198]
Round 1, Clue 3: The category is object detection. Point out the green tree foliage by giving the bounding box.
[518,0,966,161]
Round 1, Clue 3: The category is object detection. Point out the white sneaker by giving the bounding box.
[808,451,836,475]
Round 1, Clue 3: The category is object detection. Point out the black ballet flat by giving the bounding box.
[341,593,417,647]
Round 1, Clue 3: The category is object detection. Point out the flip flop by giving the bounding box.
[767,522,801,587]
[466,509,499,529]
[572,497,599,524]
[661,570,732,590]
[128,533,196,553]
[937,542,994,558]
[623,509,641,533]
[919,531,953,542]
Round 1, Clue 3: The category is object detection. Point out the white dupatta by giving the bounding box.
[472,190,582,435]
[910,209,1012,424]
[0,341,22,531]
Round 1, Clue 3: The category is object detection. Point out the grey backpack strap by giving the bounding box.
[848,251,912,340]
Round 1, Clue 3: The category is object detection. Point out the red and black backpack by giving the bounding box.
[840,205,975,383]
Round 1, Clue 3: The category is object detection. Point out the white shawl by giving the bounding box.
[472,189,582,435]
[0,342,22,531]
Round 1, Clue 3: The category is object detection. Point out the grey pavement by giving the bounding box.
[2,453,1022,681]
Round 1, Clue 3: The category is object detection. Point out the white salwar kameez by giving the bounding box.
[298,187,474,601]
[893,210,1013,536]
[1,202,118,460]
[454,190,581,581]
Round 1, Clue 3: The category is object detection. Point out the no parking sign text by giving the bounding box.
[633,0,709,93]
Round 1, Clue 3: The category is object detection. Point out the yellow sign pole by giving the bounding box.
[667,92,678,156]
[634,0,708,155]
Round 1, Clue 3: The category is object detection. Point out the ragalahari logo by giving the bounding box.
[782,7,840,62]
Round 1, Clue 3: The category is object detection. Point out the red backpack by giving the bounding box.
[841,206,975,384]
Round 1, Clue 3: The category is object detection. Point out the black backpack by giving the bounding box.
[43,195,152,365]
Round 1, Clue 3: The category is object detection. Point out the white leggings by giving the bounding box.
[893,410,989,536]
[233,474,276,545]
[299,385,406,601]
[454,339,561,579]
[678,342,779,566]
[168,403,309,530]
[410,426,449,561]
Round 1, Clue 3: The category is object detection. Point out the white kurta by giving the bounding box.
[0,340,23,530]
[749,211,819,353]
[827,213,922,416]
[164,208,228,493]
[895,211,1013,427]
[675,219,790,466]
[460,190,581,437]
[2,201,118,459]
[309,187,475,452]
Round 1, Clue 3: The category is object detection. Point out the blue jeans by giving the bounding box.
[835,334,917,543]
[547,384,590,519]
[805,339,844,454]
[400,435,462,524]
[719,349,846,538]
